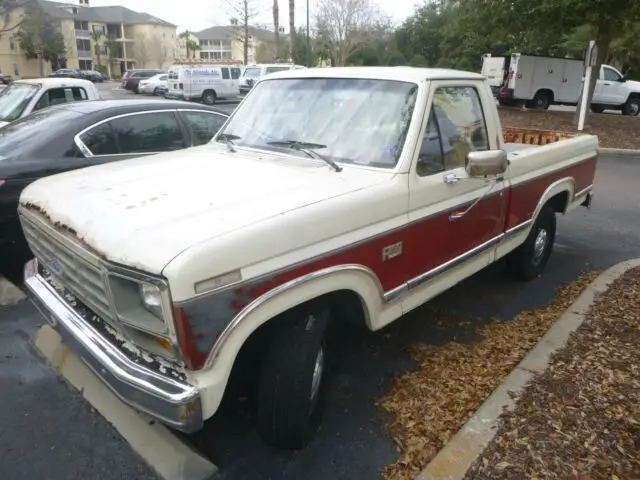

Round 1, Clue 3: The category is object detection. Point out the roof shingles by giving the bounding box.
[38,0,176,27]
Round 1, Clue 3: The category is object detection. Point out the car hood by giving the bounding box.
[627,79,640,91]
[20,144,391,274]
[0,121,9,128]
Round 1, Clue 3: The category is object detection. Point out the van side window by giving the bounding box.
[231,67,241,79]
[221,68,230,80]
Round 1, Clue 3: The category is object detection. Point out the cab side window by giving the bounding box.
[221,68,230,80]
[603,67,622,82]
[417,86,489,176]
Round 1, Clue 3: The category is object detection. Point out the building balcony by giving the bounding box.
[75,29,91,38]
[78,49,92,58]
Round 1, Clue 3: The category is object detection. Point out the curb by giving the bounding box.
[417,258,640,480]
[0,276,26,306]
[35,325,218,480]
[598,147,640,156]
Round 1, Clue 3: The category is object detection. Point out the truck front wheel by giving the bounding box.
[622,96,640,116]
[257,303,331,449]
[507,205,556,281]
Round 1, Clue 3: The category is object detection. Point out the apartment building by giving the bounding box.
[193,22,276,64]
[0,0,177,79]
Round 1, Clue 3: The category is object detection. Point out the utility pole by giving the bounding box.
[306,0,310,67]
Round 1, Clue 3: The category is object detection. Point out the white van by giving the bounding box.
[166,64,242,105]
[239,63,307,94]
[480,53,506,96]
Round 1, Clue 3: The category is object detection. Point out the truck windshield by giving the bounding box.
[242,68,261,78]
[0,83,39,122]
[217,77,418,168]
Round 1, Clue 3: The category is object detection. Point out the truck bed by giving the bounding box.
[503,126,580,154]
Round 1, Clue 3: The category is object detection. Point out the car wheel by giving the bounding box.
[202,90,216,105]
[153,87,159,96]
[529,90,552,110]
[622,96,640,116]
[257,302,331,450]
[507,205,556,281]
[134,84,139,94]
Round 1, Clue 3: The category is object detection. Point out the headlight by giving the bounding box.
[140,283,163,319]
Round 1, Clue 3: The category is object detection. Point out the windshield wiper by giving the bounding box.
[216,132,241,152]
[267,140,342,172]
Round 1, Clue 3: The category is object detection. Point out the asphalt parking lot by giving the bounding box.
[97,81,240,114]
[0,142,638,477]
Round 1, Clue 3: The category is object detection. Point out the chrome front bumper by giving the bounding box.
[25,260,203,433]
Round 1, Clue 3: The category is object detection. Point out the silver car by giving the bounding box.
[138,73,168,96]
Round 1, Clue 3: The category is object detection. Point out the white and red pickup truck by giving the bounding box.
[19,67,597,450]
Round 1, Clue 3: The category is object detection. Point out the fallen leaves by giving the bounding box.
[465,266,640,479]
[499,107,640,149]
[379,271,601,480]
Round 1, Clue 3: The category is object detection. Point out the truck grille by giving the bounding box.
[21,215,116,327]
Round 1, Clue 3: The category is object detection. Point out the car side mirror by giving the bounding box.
[466,150,508,177]
[618,76,626,83]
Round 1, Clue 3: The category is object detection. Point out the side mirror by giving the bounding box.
[466,150,508,177]
[618,76,626,83]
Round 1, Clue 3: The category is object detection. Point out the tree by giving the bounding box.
[0,0,34,36]
[14,4,65,75]
[315,0,379,66]
[224,0,260,64]
[179,30,200,59]
[90,29,104,67]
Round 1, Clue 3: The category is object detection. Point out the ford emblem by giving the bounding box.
[49,258,63,276]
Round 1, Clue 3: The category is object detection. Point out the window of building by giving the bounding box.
[78,59,92,70]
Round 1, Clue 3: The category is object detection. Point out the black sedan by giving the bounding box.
[0,99,229,279]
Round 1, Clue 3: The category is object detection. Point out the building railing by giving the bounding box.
[78,49,92,58]
[75,29,91,38]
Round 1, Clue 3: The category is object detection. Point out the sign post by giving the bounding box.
[578,40,597,131]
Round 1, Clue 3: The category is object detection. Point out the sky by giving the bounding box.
[83,0,423,33]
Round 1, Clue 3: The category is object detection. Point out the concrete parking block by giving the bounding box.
[0,276,26,306]
[35,325,218,480]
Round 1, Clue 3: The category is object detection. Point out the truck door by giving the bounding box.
[594,65,628,105]
[558,60,584,103]
[404,81,508,312]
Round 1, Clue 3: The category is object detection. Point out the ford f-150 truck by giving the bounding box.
[19,67,597,450]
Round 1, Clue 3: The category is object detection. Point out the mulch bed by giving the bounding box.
[465,266,640,480]
[499,107,640,150]
[379,271,601,480]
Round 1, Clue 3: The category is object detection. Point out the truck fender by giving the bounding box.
[204,264,384,372]
[530,177,575,223]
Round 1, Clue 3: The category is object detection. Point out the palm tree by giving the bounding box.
[273,0,280,59]
[288,0,294,59]
[187,39,200,59]
[179,30,192,58]
[90,29,104,68]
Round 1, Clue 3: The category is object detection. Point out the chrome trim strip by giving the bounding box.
[574,185,593,199]
[25,265,203,433]
[406,233,503,291]
[504,219,533,238]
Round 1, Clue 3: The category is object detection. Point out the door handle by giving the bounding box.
[443,173,460,184]
[604,82,611,86]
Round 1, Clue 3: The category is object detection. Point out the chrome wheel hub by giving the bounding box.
[310,347,324,400]
[533,228,548,261]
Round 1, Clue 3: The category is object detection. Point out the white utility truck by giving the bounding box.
[166,63,243,105]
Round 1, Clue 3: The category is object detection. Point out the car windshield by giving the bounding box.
[243,67,261,78]
[216,77,418,168]
[0,83,40,122]
[0,107,81,154]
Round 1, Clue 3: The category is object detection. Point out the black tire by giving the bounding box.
[622,96,640,116]
[202,90,216,105]
[134,84,139,94]
[507,205,556,281]
[590,104,606,114]
[153,87,159,96]
[530,91,552,110]
[257,302,331,450]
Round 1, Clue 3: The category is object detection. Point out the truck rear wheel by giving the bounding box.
[507,205,556,281]
[257,303,331,450]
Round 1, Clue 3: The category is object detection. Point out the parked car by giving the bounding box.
[78,70,106,83]
[18,67,597,450]
[138,73,168,95]
[0,99,229,276]
[0,78,99,127]
[48,68,81,79]
[122,69,166,93]
[0,73,13,85]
